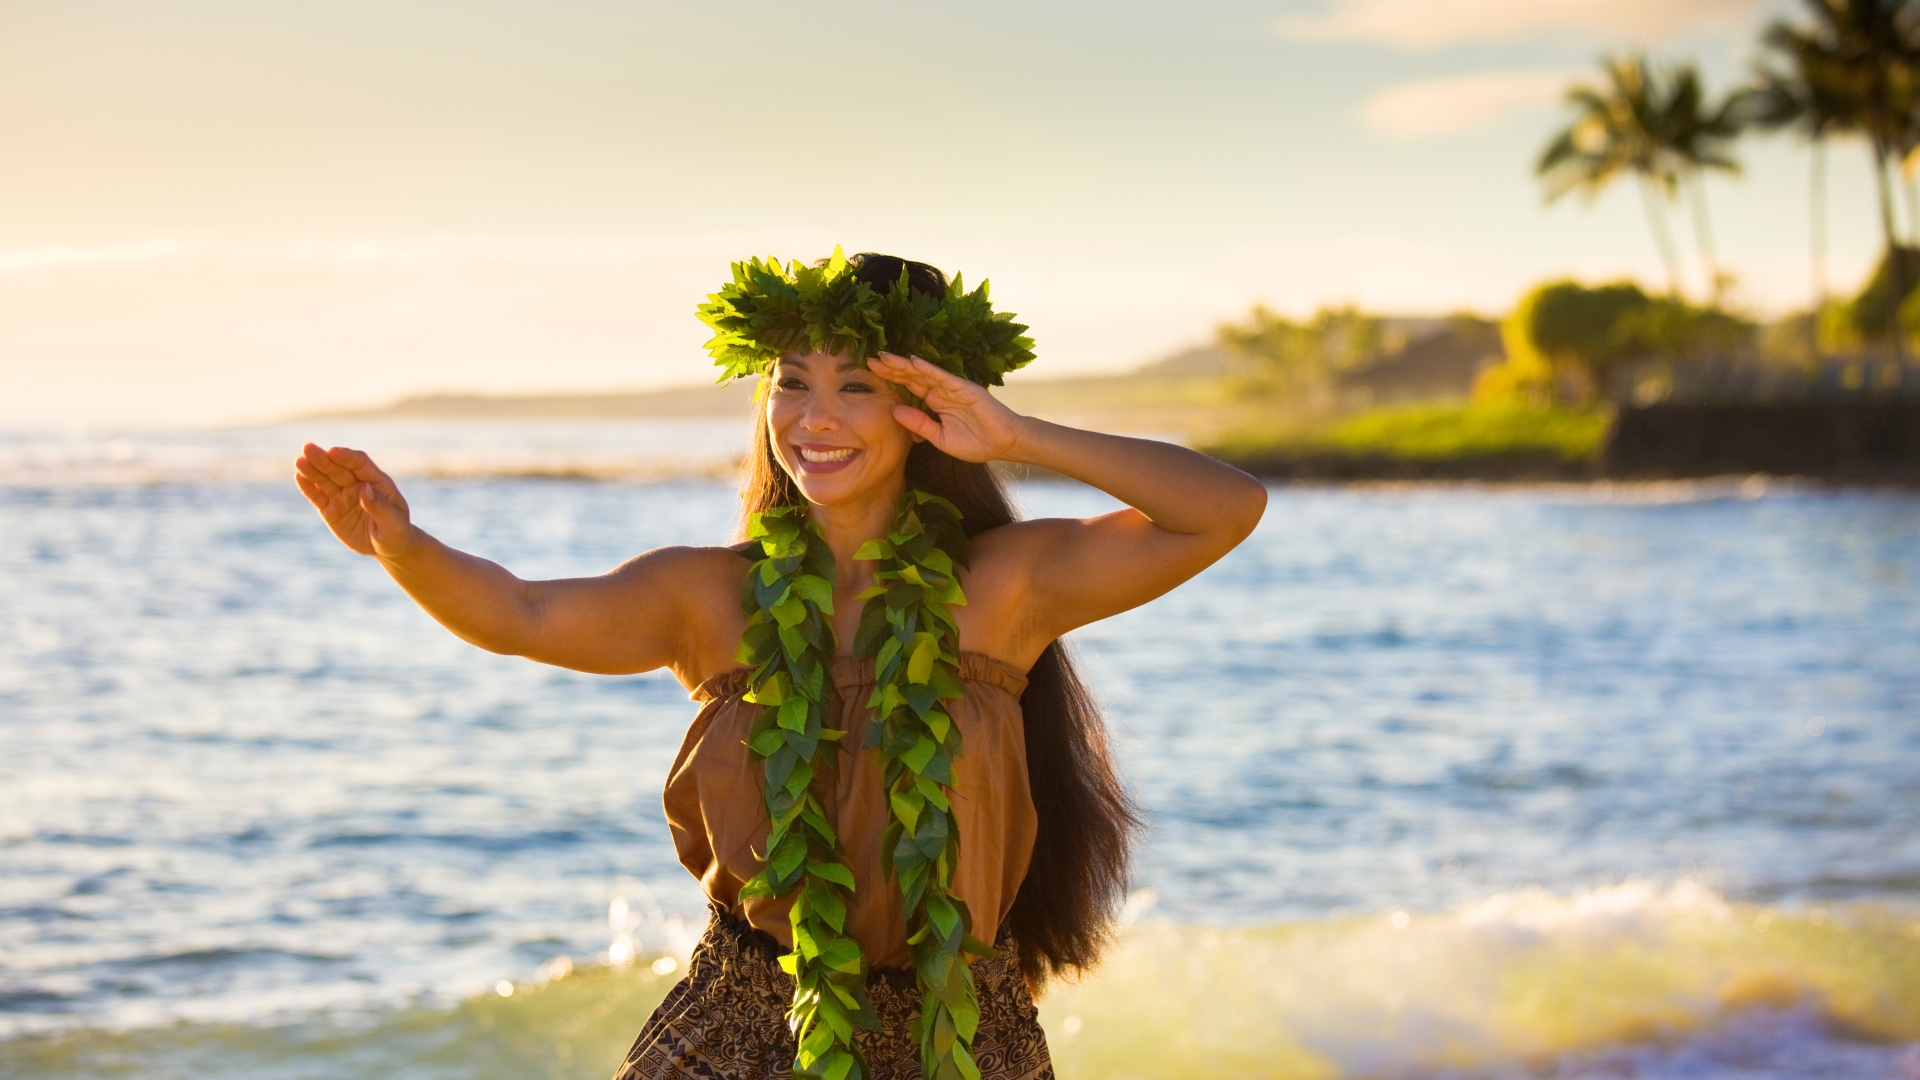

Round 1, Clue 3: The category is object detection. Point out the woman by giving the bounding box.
[294,252,1266,1080]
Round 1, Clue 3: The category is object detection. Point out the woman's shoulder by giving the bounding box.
[966,517,1077,570]
[603,543,752,603]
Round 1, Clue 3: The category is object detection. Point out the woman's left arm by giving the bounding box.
[869,353,1268,635]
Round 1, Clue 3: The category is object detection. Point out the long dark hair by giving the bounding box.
[735,253,1143,988]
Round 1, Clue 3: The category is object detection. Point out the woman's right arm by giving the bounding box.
[294,442,707,676]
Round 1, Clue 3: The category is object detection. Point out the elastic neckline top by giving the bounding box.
[692,651,1029,704]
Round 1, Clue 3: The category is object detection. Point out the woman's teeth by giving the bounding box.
[799,447,856,463]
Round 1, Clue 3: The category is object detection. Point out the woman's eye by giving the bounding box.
[776,378,806,391]
[841,381,874,394]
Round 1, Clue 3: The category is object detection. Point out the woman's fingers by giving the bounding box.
[301,443,408,515]
[890,404,944,442]
[358,482,396,527]
[302,443,361,490]
[870,353,976,397]
[293,471,328,509]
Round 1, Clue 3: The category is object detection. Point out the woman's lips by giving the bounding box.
[795,444,858,473]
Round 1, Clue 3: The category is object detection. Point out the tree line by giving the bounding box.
[1539,0,1920,358]
[1217,0,1920,409]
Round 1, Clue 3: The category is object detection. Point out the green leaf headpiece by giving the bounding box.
[697,246,1036,387]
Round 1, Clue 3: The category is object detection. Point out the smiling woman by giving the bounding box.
[293,249,1266,1080]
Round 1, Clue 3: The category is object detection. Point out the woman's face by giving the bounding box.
[766,350,919,508]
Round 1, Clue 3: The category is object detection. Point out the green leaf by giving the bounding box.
[900,735,937,774]
[923,745,953,785]
[764,745,797,792]
[917,775,951,812]
[778,696,810,733]
[800,1021,835,1059]
[771,832,807,880]
[853,539,893,561]
[919,546,954,576]
[915,809,950,859]
[907,633,937,685]
[929,666,965,701]
[925,892,960,939]
[874,634,902,675]
[933,1006,957,1054]
[953,1042,983,1080]
[819,994,853,1042]
[800,808,839,848]
[772,593,808,628]
[791,573,834,612]
[807,860,856,889]
[792,920,821,959]
[812,884,847,932]
[819,934,864,974]
[782,758,815,798]
[889,789,925,834]
[747,670,789,706]
[778,624,808,661]
[903,684,940,718]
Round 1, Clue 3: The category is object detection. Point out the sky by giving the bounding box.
[0,0,1896,425]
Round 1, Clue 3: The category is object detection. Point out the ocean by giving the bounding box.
[2,420,1918,1079]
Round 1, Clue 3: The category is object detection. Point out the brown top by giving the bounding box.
[663,652,1038,968]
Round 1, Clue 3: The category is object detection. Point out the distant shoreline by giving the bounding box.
[292,344,1234,423]
[295,380,761,421]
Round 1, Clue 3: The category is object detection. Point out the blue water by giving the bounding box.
[3,433,1919,1077]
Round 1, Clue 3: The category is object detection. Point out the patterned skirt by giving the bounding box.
[610,907,1053,1080]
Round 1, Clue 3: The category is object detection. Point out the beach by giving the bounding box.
[3,420,1917,1077]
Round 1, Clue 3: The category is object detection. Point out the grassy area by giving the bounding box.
[1203,402,1613,465]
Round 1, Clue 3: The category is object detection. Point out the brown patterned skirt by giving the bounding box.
[610,907,1053,1080]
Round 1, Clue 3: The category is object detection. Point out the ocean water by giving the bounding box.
[2,422,1919,1079]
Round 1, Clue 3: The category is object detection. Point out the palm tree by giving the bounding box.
[1748,61,1854,315]
[1538,55,1687,298]
[1660,65,1751,303]
[1758,0,1920,356]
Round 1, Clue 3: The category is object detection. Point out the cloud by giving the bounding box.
[1360,69,1581,140]
[1275,0,1767,50]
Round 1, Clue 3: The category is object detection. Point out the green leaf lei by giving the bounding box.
[711,249,1022,1080]
[736,495,990,1080]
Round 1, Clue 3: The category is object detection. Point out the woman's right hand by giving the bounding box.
[294,443,413,558]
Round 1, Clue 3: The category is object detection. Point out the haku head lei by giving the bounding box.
[698,249,1030,1080]
[698,245,1035,390]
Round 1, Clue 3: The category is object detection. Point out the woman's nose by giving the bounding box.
[798,390,839,430]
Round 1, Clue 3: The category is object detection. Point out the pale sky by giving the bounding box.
[0,0,1891,425]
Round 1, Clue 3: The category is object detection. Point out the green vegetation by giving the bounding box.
[1481,280,1755,405]
[1204,402,1612,467]
[1216,304,1383,398]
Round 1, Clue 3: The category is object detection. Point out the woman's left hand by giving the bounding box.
[868,352,1030,464]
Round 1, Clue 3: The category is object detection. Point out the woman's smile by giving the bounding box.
[795,443,860,471]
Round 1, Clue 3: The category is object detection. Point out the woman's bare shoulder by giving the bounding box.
[596,544,752,687]
[595,543,752,630]
[966,517,1077,568]
[608,542,752,581]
